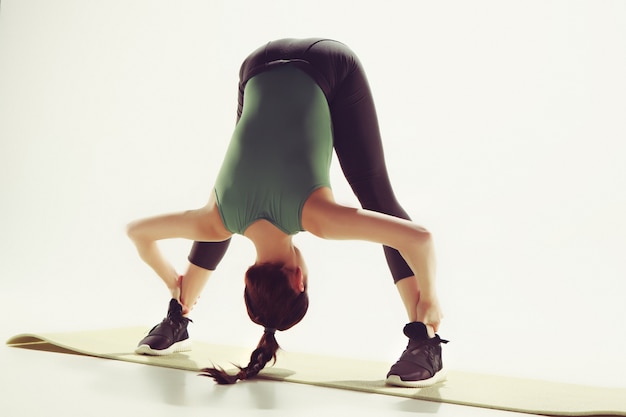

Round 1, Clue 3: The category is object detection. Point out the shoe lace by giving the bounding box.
[408,335,448,356]
[163,303,192,329]
[166,312,191,327]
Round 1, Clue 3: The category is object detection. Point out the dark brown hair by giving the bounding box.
[200,262,309,384]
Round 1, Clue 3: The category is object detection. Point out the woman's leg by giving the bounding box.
[322,45,418,276]
[181,240,231,313]
[319,42,445,386]
[331,82,434,331]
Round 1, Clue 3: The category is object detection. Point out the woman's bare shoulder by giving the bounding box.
[198,189,232,240]
[301,187,343,237]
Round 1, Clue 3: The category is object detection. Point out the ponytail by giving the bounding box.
[200,262,308,384]
[200,330,279,384]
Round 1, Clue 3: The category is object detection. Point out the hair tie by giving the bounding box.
[264,327,276,335]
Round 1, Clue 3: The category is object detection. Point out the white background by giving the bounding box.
[1,0,625,391]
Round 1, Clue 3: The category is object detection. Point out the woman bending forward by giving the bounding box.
[127,38,447,388]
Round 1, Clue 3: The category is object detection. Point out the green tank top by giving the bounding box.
[214,65,333,235]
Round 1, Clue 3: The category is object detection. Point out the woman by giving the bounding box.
[127,38,447,388]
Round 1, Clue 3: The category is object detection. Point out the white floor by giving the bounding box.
[2,341,533,417]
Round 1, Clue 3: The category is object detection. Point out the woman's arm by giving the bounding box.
[127,197,231,296]
[302,188,441,330]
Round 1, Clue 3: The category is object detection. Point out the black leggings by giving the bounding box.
[189,38,413,282]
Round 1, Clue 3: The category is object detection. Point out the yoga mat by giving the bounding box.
[6,326,626,416]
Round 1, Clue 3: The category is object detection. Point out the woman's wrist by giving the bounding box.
[168,275,182,300]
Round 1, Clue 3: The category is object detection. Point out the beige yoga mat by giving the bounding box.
[6,326,626,417]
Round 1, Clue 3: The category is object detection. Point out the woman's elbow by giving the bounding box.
[126,220,145,243]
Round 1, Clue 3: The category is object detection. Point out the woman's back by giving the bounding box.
[214,64,334,235]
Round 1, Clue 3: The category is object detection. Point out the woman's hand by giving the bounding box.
[168,275,182,302]
[170,275,193,316]
[416,295,443,336]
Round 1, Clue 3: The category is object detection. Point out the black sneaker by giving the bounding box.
[386,322,449,387]
[135,299,192,356]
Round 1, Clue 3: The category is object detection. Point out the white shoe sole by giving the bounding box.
[385,369,447,388]
[135,338,192,356]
